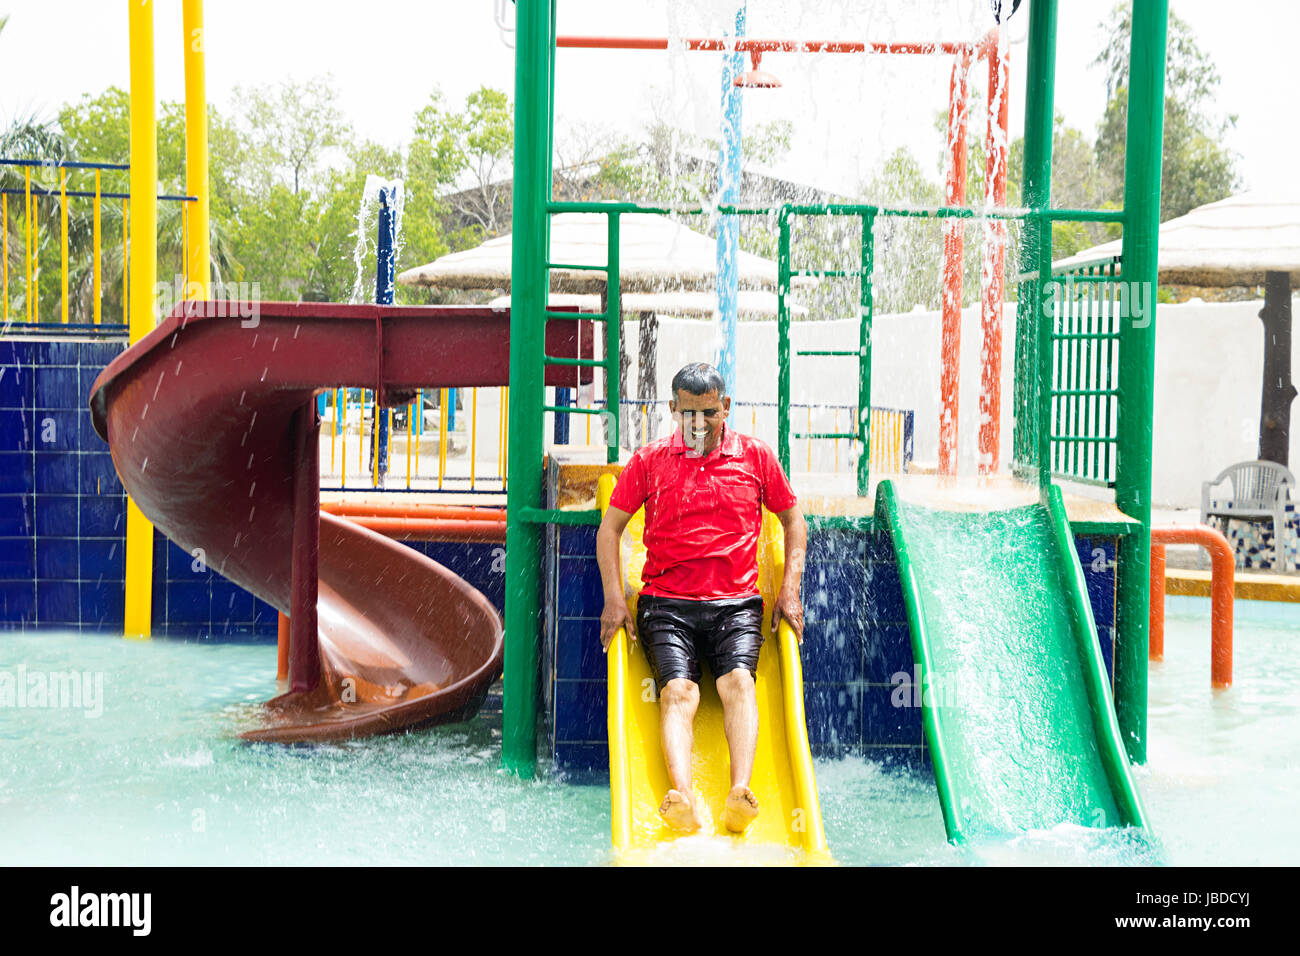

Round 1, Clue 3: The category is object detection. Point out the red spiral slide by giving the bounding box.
[90,301,588,743]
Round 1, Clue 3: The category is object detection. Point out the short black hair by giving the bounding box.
[671,362,727,400]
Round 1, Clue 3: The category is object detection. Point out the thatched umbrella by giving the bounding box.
[1053,191,1300,465]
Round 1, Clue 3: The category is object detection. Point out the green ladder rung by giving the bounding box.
[790,269,864,278]
[1051,332,1121,340]
[1050,435,1118,443]
[542,405,604,416]
[546,262,606,272]
[543,310,605,321]
[543,355,604,367]
[1051,388,1119,397]
[793,431,859,440]
[796,349,858,356]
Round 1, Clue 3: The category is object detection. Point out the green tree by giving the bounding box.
[1094,2,1239,220]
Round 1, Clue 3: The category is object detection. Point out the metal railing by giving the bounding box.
[1,158,196,328]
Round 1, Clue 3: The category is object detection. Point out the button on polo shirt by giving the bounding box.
[608,423,798,600]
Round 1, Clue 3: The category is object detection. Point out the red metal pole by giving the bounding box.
[939,51,970,476]
[288,401,321,694]
[978,28,1010,474]
[1151,525,1234,689]
[1149,542,1166,661]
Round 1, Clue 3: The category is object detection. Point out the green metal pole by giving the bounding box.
[777,209,791,477]
[1114,0,1168,766]
[858,213,874,498]
[606,213,621,463]
[502,0,551,777]
[1020,0,1057,486]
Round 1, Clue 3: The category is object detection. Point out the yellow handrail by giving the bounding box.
[93,171,101,324]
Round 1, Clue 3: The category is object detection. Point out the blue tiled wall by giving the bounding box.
[542,502,1126,779]
[1,333,505,642]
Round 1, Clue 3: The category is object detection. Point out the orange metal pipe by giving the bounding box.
[339,515,507,543]
[1149,542,1166,661]
[322,502,505,522]
[1150,525,1234,688]
[938,50,970,476]
[276,612,289,682]
[977,26,1010,474]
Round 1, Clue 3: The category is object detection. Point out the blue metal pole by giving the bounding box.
[375,185,396,478]
[714,4,745,396]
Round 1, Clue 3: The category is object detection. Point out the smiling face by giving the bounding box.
[670,388,731,456]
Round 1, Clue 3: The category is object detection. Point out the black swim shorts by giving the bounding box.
[635,593,765,691]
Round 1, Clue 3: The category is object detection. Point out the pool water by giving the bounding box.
[1,595,1295,866]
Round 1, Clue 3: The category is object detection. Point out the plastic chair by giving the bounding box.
[1201,461,1296,571]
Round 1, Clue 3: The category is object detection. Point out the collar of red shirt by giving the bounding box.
[666,422,742,458]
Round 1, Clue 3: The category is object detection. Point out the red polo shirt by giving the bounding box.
[608,423,798,600]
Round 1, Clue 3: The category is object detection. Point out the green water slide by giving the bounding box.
[874,480,1149,845]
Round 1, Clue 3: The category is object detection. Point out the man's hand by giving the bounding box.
[772,585,804,643]
[600,598,636,650]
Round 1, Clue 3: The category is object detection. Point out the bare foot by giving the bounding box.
[659,789,703,831]
[722,785,760,833]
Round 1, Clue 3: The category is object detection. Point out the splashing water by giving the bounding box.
[349,175,405,306]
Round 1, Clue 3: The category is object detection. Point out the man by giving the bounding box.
[596,362,806,834]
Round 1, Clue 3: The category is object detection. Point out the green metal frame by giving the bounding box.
[503,0,1168,776]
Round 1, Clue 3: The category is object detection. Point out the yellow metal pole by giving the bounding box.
[329,388,337,474]
[470,387,477,489]
[122,197,129,324]
[182,0,210,298]
[340,391,348,488]
[406,400,413,489]
[93,170,101,324]
[438,387,448,490]
[502,386,508,490]
[60,169,68,323]
[2,193,8,321]
[61,174,71,321]
[125,0,158,640]
[24,166,31,323]
[414,389,422,480]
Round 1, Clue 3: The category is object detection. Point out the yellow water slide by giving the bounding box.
[597,475,829,862]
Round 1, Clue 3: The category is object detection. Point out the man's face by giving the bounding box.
[670,388,731,457]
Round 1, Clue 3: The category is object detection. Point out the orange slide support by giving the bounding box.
[1149,524,1234,689]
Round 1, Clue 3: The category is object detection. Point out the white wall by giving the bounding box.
[620,296,1300,509]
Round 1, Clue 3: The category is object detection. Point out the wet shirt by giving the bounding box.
[608,424,798,600]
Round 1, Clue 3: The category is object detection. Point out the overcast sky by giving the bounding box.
[1,1,1294,196]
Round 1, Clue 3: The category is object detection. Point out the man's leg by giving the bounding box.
[658,676,704,830]
[715,667,761,832]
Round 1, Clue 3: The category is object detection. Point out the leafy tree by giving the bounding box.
[1093,2,1239,220]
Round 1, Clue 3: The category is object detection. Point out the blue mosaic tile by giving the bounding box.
[80,494,124,536]
[0,409,35,452]
[33,341,79,365]
[799,618,864,682]
[36,579,79,623]
[35,537,78,580]
[554,741,608,779]
[34,452,78,494]
[165,581,211,624]
[864,623,915,683]
[863,560,906,625]
[555,616,606,680]
[80,340,126,366]
[0,581,36,624]
[806,528,865,563]
[80,538,125,581]
[0,494,34,537]
[79,453,122,496]
[80,580,125,629]
[557,557,604,618]
[0,537,35,579]
[0,454,34,494]
[0,365,33,409]
[558,524,597,556]
[34,367,80,409]
[803,681,862,757]
[553,678,607,743]
[861,680,925,747]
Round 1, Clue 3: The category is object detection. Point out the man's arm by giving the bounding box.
[596,505,636,649]
[772,506,807,642]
